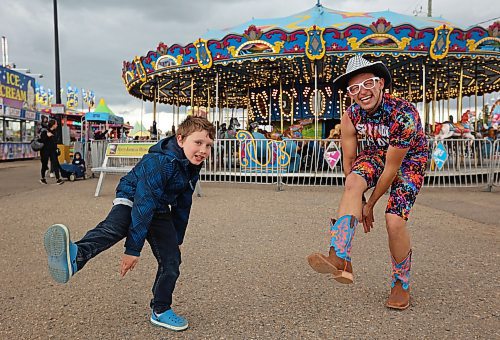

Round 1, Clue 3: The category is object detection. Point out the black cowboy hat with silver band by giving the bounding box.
[332,55,392,91]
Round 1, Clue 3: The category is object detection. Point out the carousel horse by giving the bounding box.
[327,124,342,139]
[433,111,478,169]
[224,117,241,139]
[265,128,303,172]
[217,118,242,170]
[434,111,475,140]
[285,123,304,139]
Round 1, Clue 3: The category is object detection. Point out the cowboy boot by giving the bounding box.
[307,215,357,284]
[386,250,412,310]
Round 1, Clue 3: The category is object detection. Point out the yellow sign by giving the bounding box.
[106,143,154,157]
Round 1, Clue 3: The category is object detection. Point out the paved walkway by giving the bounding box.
[0,160,498,339]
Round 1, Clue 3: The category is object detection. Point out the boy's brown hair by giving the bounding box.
[177,116,216,141]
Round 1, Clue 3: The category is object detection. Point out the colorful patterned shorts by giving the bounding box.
[351,149,425,220]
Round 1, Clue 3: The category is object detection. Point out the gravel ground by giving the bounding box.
[0,160,499,339]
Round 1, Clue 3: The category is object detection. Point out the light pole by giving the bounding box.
[52,0,65,146]
[53,0,61,105]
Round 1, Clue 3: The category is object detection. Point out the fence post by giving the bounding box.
[277,143,284,191]
[486,139,498,192]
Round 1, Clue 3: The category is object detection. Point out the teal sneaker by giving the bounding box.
[150,309,188,331]
[44,224,78,284]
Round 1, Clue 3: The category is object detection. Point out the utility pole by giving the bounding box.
[427,0,432,17]
[53,0,61,104]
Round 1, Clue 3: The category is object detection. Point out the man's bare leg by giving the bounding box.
[337,173,367,221]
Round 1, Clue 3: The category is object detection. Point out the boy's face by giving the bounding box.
[177,130,213,165]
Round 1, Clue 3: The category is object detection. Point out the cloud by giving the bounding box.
[108,100,188,133]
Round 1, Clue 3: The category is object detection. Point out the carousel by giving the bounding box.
[120,2,499,186]
[122,1,499,139]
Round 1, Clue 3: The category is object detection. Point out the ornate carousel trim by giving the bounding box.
[466,37,500,52]
[155,55,182,70]
[347,34,412,50]
[429,25,454,60]
[305,25,326,60]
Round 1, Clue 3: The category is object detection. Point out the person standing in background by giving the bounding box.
[39,119,64,185]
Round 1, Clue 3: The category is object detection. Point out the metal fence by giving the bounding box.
[201,138,500,190]
[74,141,108,176]
[425,138,495,188]
[77,138,500,190]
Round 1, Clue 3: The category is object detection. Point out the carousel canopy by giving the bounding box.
[203,6,459,39]
[122,3,499,123]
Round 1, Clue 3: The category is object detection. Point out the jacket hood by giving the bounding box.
[148,136,203,171]
[148,136,184,159]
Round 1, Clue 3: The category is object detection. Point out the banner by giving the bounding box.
[432,142,448,170]
[106,143,153,157]
[0,66,36,118]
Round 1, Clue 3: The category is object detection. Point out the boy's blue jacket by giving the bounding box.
[116,136,201,256]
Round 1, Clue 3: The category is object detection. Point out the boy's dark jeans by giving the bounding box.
[75,204,181,313]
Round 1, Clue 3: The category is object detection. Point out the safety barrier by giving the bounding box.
[200,138,500,190]
[426,138,494,188]
[79,137,500,191]
[73,140,109,172]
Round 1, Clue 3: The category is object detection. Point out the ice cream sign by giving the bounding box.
[0,66,36,116]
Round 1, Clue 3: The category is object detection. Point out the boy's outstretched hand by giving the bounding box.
[120,254,139,277]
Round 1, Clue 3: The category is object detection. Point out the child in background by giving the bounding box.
[72,151,86,173]
[59,151,86,180]
[43,116,215,331]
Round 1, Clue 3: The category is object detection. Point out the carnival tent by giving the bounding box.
[131,130,150,138]
[130,121,149,136]
[85,98,124,125]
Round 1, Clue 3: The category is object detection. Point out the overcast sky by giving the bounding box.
[1,0,498,130]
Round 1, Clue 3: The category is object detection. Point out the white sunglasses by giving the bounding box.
[346,77,380,95]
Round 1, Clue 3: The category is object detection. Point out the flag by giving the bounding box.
[88,90,96,108]
[82,88,88,103]
[66,83,81,109]
[47,88,54,105]
[74,87,79,108]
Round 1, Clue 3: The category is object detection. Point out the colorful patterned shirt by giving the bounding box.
[347,93,428,173]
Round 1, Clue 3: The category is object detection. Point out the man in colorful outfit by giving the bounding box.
[307,55,428,309]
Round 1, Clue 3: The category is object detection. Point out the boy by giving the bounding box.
[44,116,215,331]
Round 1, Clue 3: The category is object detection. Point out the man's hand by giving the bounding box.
[120,254,139,277]
[362,203,375,233]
